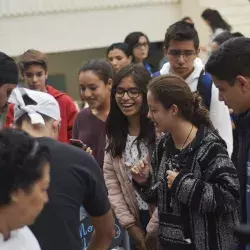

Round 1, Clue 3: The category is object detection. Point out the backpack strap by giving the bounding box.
[197,69,213,110]
[151,71,161,78]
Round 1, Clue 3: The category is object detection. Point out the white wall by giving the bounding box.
[0,0,180,56]
[46,48,107,99]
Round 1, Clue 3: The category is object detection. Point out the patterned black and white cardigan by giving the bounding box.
[134,126,240,250]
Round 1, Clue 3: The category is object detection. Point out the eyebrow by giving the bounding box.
[25,71,43,74]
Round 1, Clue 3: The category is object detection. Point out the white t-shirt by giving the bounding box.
[0,226,41,250]
[124,135,149,210]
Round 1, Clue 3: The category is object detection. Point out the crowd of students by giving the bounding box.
[0,8,250,250]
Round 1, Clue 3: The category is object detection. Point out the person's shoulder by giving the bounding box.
[38,137,99,170]
[47,85,74,104]
[157,133,170,147]
[75,107,92,119]
[18,226,41,249]
[154,133,171,158]
[196,127,228,158]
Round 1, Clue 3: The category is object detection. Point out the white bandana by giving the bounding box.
[8,87,61,125]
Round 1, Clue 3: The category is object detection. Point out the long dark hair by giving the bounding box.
[147,75,213,129]
[106,64,155,158]
[124,32,150,63]
[201,9,231,32]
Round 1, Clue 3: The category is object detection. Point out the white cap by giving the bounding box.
[9,87,61,125]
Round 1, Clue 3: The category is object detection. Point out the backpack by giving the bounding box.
[197,69,213,110]
[151,69,213,110]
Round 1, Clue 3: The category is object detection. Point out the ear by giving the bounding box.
[52,120,60,133]
[235,75,250,93]
[107,78,113,89]
[170,104,179,116]
[128,56,133,64]
[45,70,49,80]
[196,48,200,57]
[10,190,21,204]
[163,47,168,56]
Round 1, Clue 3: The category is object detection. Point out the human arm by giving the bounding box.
[103,152,148,249]
[170,142,240,214]
[87,209,115,250]
[66,97,78,141]
[81,155,114,250]
[103,152,137,229]
[4,103,14,127]
[132,138,167,203]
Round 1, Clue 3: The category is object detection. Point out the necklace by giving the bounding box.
[180,125,194,151]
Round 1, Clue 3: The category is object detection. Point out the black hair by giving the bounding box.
[0,128,50,205]
[232,32,244,38]
[78,59,114,84]
[15,94,52,127]
[124,32,150,62]
[206,37,250,83]
[106,43,132,58]
[213,31,233,45]
[147,75,213,129]
[201,9,231,32]
[164,21,199,50]
[181,16,193,23]
[106,64,155,158]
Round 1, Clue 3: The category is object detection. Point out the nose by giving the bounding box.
[32,75,38,83]
[44,192,49,204]
[147,110,152,119]
[218,92,224,102]
[178,55,185,65]
[84,88,92,98]
[122,92,130,101]
[112,59,118,67]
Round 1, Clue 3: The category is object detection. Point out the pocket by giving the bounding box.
[159,212,191,245]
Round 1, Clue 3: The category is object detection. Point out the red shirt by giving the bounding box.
[5,85,78,143]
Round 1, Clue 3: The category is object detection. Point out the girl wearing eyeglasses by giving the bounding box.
[124,32,153,75]
[104,64,158,250]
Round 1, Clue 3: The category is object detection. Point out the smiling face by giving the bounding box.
[115,76,143,118]
[147,90,176,133]
[79,70,111,110]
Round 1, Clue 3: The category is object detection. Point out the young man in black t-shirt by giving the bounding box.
[9,87,114,250]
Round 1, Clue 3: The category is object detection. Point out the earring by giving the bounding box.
[11,196,18,203]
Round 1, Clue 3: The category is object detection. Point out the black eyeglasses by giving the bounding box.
[114,87,140,98]
[168,49,197,59]
[134,42,149,49]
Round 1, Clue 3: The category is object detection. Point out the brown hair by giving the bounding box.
[147,75,213,129]
[18,49,48,75]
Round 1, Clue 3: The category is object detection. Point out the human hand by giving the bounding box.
[166,170,179,188]
[128,225,146,250]
[85,146,93,155]
[145,233,158,250]
[131,159,150,184]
